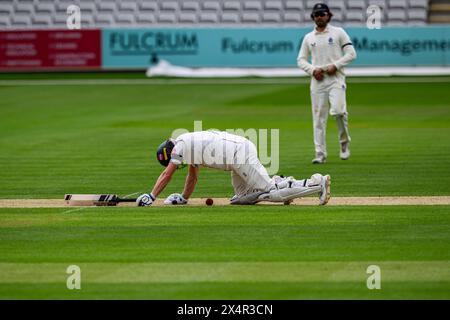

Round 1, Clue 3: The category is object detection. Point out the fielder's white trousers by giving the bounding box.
[311,81,351,158]
[230,141,273,197]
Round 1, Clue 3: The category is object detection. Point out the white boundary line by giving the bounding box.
[0,77,450,86]
[62,207,88,214]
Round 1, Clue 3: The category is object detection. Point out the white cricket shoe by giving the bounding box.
[319,175,331,205]
[340,142,350,160]
[312,153,326,164]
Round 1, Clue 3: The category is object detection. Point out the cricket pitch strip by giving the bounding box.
[0,196,450,208]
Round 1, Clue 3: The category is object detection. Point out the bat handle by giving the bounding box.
[116,198,137,203]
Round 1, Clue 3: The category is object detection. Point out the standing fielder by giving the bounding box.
[136,130,331,206]
[297,3,357,164]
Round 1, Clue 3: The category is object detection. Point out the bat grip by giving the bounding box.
[116,198,137,203]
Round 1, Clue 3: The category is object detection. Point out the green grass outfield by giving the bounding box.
[0,73,449,299]
[0,206,449,299]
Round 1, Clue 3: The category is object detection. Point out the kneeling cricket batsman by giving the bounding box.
[136,130,331,206]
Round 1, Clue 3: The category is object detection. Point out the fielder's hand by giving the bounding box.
[136,193,155,206]
[326,64,337,75]
[164,193,188,205]
[313,68,324,81]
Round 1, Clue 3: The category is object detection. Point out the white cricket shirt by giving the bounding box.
[297,24,357,91]
[170,131,249,171]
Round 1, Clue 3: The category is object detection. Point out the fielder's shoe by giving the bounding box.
[318,174,331,205]
[340,142,350,160]
[312,153,326,164]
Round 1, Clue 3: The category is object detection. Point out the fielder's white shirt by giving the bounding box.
[297,24,357,91]
[170,131,249,171]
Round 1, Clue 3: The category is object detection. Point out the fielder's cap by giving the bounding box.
[312,3,330,14]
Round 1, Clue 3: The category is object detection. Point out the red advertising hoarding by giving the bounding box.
[0,29,101,71]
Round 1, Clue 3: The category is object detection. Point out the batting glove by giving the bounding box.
[164,193,188,205]
[136,193,155,207]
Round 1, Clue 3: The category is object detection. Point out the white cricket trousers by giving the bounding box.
[230,140,273,197]
[311,83,351,158]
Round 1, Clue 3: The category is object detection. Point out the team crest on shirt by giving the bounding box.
[328,37,334,44]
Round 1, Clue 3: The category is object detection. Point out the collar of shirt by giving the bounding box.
[314,24,331,35]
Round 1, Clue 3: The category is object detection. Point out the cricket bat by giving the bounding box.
[64,194,137,206]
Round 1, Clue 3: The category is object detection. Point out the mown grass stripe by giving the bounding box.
[0,262,448,283]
